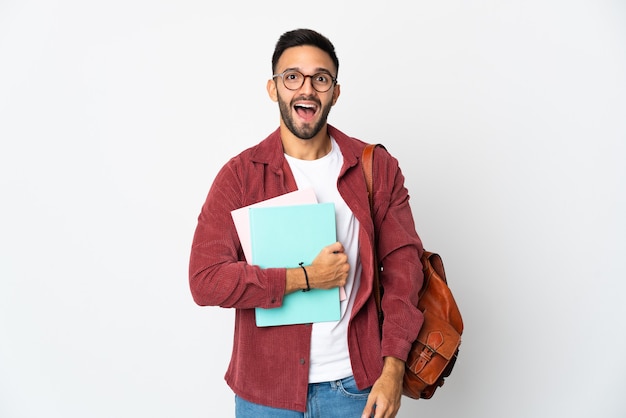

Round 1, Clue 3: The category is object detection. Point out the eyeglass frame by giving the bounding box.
[271,69,338,93]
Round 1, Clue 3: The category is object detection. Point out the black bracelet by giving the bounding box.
[298,262,311,292]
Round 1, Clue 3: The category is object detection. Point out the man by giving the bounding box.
[189,28,424,418]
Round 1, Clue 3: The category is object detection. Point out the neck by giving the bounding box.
[280,123,331,160]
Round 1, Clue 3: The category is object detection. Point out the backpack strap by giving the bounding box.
[361,143,385,327]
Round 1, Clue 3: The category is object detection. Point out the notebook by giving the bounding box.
[249,202,341,326]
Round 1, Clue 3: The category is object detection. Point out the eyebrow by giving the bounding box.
[283,67,334,75]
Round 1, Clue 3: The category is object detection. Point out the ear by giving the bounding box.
[331,83,341,106]
[267,79,278,102]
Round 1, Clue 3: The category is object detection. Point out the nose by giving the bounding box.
[300,75,316,94]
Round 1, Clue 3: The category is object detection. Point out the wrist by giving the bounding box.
[285,266,312,294]
[382,356,405,378]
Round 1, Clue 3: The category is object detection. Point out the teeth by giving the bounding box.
[296,104,315,109]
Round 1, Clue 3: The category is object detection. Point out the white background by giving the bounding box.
[1,1,625,417]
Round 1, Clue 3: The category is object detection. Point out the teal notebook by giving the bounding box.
[249,202,341,327]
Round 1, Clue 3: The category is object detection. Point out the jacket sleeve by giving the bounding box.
[188,158,287,309]
[373,148,425,361]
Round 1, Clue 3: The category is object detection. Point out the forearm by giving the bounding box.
[381,356,405,380]
[378,241,424,360]
[285,267,308,294]
[190,252,288,309]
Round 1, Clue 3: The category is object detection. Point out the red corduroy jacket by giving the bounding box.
[189,125,424,412]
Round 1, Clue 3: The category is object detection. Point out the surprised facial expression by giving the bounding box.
[268,45,340,140]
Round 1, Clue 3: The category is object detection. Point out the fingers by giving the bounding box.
[362,375,402,418]
[361,394,376,418]
[308,242,350,289]
[325,241,345,254]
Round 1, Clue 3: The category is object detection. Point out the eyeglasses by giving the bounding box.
[272,70,337,93]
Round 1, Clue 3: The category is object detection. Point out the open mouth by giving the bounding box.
[294,102,318,122]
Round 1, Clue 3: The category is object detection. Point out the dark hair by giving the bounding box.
[272,28,339,76]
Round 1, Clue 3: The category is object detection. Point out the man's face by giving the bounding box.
[268,45,340,140]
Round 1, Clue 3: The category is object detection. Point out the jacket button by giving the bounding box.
[299,358,306,365]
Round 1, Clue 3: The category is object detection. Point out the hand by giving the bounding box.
[361,357,404,418]
[308,242,349,289]
[285,242,349,294]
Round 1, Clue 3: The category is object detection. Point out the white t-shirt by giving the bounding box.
[284,137,361,383]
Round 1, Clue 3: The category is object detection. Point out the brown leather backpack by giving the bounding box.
[362,143,464,399]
